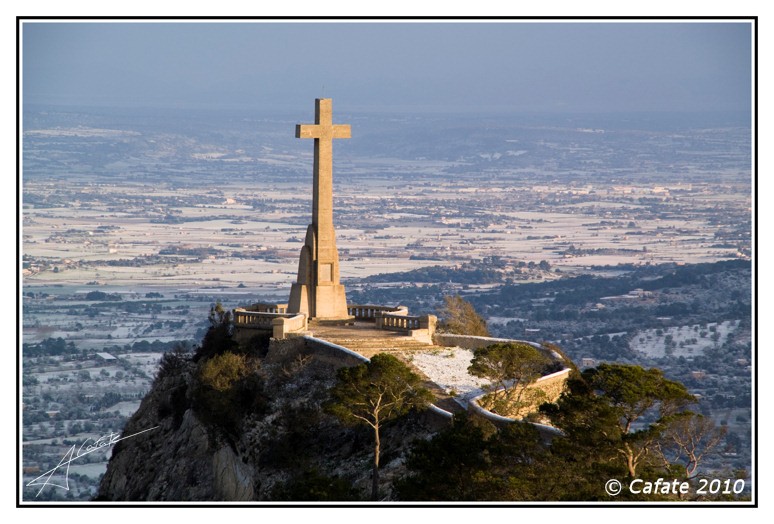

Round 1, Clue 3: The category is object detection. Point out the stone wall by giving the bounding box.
[302,336,370,368]
[263,335,367,370]
[468,369,570,421]
[433,333,543,352]
[533,368,570,406]
[263,336,309,365]
[468,373,567,442]
[486,368,570,419]
[263,332,567,435]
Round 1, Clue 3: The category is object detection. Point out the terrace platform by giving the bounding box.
[309,321,442,358]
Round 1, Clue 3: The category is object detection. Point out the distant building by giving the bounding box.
[96,352,117,361]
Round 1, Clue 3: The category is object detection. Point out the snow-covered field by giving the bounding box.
[630,320,740,358]
[121,352,166,377]
[68,462,109,479]
[110,400,142,417]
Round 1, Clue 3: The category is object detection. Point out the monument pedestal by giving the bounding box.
[311,283,350,319]
[288,282,352,321]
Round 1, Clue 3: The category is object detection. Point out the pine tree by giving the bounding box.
[325,354,433,500]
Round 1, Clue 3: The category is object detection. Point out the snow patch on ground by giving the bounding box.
[405,347,490,405]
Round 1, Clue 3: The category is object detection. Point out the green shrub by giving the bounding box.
[199,352,248,392]
[192,351,266,438]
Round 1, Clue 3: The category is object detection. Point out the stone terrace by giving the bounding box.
[308,322,443,358]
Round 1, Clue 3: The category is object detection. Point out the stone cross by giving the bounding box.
[295,98,351,255]
[288,99,352,320]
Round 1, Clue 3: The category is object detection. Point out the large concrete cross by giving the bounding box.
[288,99,352,320]
[295,98,351,240]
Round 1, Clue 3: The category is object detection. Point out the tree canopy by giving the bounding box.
[542,363,697,479]
[397,415,573,501]
[398,363,728,501]
[467,342,552,416]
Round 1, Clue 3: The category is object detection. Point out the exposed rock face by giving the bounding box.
[212,446,254,501]
[97,370,219,501]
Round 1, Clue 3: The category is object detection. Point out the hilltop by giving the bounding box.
[96,332,442,501]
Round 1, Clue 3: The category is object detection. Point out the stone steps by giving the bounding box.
[323,339,431,349]
[317,335,442,357]
[323,338,432,346]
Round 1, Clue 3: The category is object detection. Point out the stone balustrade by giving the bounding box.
[232,309,280,329]
[347,304,408,321]
[272,313,308,339]
[345,303,439,341]
[235,302,437,340]
[232,307,307,340]
[376,312,437,342]
[378,313,421,330]
[244,303,288,314]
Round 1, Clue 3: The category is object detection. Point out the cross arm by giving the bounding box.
[296,124,352,139]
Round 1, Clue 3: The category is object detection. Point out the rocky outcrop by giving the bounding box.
[98,368,219,500]
[213,445,254,501]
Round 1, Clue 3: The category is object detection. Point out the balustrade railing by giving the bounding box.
[244,303,288,314]
[232,307,307,339]
[272,313,307,339]
[380,313,421,330]
[347,304,408,321]
[234,303,433,339]
[233,308,293,328]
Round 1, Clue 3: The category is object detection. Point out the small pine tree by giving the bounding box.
[325,354,433,500]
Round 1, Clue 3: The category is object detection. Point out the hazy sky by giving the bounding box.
[21,20,753,113]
